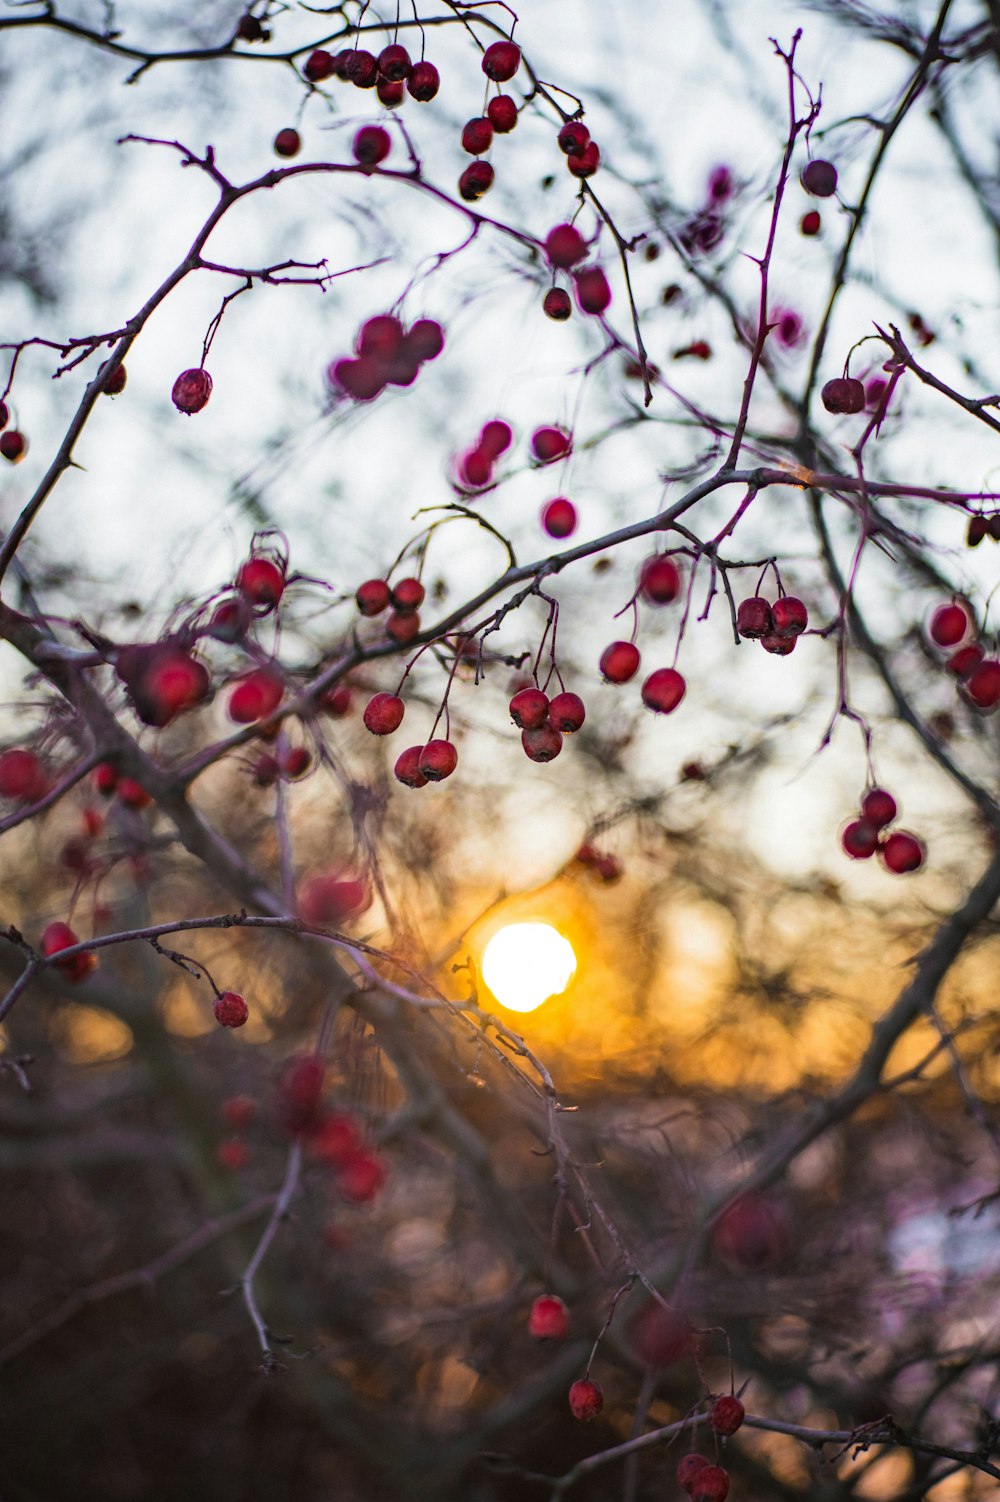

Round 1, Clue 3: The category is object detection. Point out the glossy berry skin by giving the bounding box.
[0,749,46,801]
[42,922,96,982]
[691,1464,730,1502]
[531,426,571,463]
[304,48,335,81]
[458,161,494,201]
[549,692,586,732]
[482,39,520,81]
[0,430,26,462]
[801,209,821,235]
[642,668,686,714]
[461,117,493,155]
[214,990,250,1028]
[737,596,773,639]
[357,578,392,616]
[394,745,428,788]
[237,556,285,609]
[407,60,440,101]
[862,788,897,828]
[929,603,969,647]
[543,287,571,321]
[801,158,838,197]
[542,497,577,538]
[171,368,213,414]
[574,266,611,315]
[600,641,640,683]
[391,577,425,611]
[879,831,925,874]
[377,43,411,80]
[771,596,808,637]
[273,127,301,158]
[522,724,563,762]
[640,555,681,605]
[528,1294,569,1340]
[363,692,404,735]
[567,141,600,177]
[821,377,864,415]
[545,224,587,268]
[386,609,420,644]
[568,1378,603,1422]
[677,1456,710,1493]
[557,120,590,156]
[948,644,984,678]
[487,94,517,132]
[418,739,458,781]
[353,126,391,169]
[709,1396,745,1436]
[510,688,549,729]
[228,668,283,724]
[966,659,1000,710]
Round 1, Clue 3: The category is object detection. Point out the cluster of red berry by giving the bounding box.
[330,314,445,404]
[840,787,924,873]
[357,573,426,644]
[0,398,27,462]
[277,1056,386,1202]
[455,419,513,491]
[542,223,611,323]
[929,601,1000,712]
[735,592,809,657]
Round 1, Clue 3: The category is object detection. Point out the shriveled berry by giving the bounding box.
[642,668,686,714]
[677,1456,710,1493]
[214,990,250,1028]
[543,287,571,321]
[377,42,411,80]
[568,1378,603,1422]
[600,641,640,683]
[531,426,571,463]
[171,368,213,414]
[966,659,1000,710]
[407,60,440,101]
[692,1464,730,1502]
[357,578,392,616]
[567,141,600,177]
[237,14,265,41]
[771,596,808,637]
[709,1396,745,1436]
[363,692,404,734]
[862,787,897,828]
[237,556,285,609]
[821,377,864,415]
[548,691,585,732]
[273,127,301,158]
[879,831,925,874]
[542,497,577,538]
[639,555,681,605]
[394,745,428,788]
[459,161,494,201]
[929,602,969,647]
[801,158,838,197]
[386,609,420,643]
[482,39,520,81]
[545,223,587,269]
[418,739,458,781]
[42,921,97,982]
[557,120,589,157]
[461,116,493,155]
[487,94,517,132]
[509,688,549,729]
[252,753,280,787]
[353,125,391,169]
[574,265,611,315]
[522,724,563,762]
[391,577,425,611]
[528,1294,569,1340]
[737,596,773,639]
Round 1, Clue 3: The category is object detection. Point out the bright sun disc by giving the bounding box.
[481,922,577,1013]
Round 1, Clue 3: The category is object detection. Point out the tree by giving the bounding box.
[0,1,999,1498]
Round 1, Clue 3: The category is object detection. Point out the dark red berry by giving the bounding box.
[214,990,250,1028]
[461,116,493,155]
[357,578,392,616]
[0,748,46,801]
[800,209,821,236]
[531,426,571,463]
[458,161,494,201]
[543,287,572,321]
[707,164,734,201]
[407,60,440,101]
[228,668,283,724]
[948,644,984,678]
[642,668,686,714]
[42,921,96,982]
[487,94,517,132]
[574,265,611,315]
[303,48,335,82]
[336,1148,386,1202]
[966,659,1000,710]
[418,739,457,781]
[345,48,378,87]
[252,752,280,787]
[207,597,250,642]
[276,1055,326,1136]
[629,1301,693,1367]
[929,602,969,647]
[842,817,878,859]
[0,399,8,428]
[737,596,773,639]
[407,319,445,361]
[237,14,265,42]
[967,515,989,547]
[567,140,600,177]
[222,1094,257,1129]
[391,577,425,611]
[104,363,127,395]
[557,120,589,156]
[480,419,512,457]
[545,223,587,269]
[377,77,405,108]
[482,40,520,81]
[760,631,797,656]
[319,683,352,717]
[357,315,404,360]
[862,788,897,828]
[117,777,152,810]
[600,641,640,683]
[801,158,838,197]
[94,762,119,797]
[677,1456,710,1493]
[548,692,585,732]
[281,746,311,779]
[273,127,301,158]
[363,692,404,735]
[709,1396,745,1436]
[0,430,26,462]
[542,497,577,538]
[568,1378,603,1422]
[394,745,428,788]
[691,1464,730,1502]
[217,1139,249,1172]
[171,368,213,414]
[987,515,1000,540]
[879,831,925,874]
[331,357,386,402]
[377,43,411,80]
[821,377,865,415]
[510,688,549,729]
[522,724,563,762]
[298,871,370,926]
[639,555,681,605]
[386,609,420,643]
[771,596,808,637]
[353,125,391,169]
[528,1294,569,1340]
[237,556,285,610]
[459,448,493,489]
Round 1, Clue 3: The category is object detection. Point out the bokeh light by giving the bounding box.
[481,922,577,1013]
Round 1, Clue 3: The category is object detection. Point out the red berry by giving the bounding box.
[862,788,897,829]
[237,556,285,610]
[353,125,391,169]
[677,1456,710,1493]
[692,1464,730,1502]
[709,1396,745,1436]
[214,990,250,1028]
[298,872,371,925]
[94,762,119,797]
[543,287,572,321]
[394,745,429,788]
[771,596,808,637]
[528,1294,569,1340]
[228,668,283,724]
[482,40,520,81]
[386,609,421,643]
[801,158,838,197]
[948,644,984,678]
[363,692,405,734]
[509,688,549,729]
[207,597,250,642]
[303,48,335,81]
[478,419,512,458]
[252,752,280,787]
[487,94,517,132]
[531,426,571,463]
[542,497,577,538]
[714,1194,784,1268]
[641,668,686,714]
[336,1148,386,1202]
[707,164,734,201]
[222,1094,257,1129]
[217,1138,249,1171]
[104,363,127,395]
[0,748,46,801]
[332,356,387,402]
[132,646,209,727]
[760,631,797,656]
[273,127,301,158]
[345,48,378,87]
[407,60,440,101]
[276,1055,326,1135]
[567,141,600,178]
[965,659,1000,710]
[461,116,493,155]
[459,448,493,489]
[357,578,392,616]
[377,43,411,80]
[568,1378,604,1422]
[418,739,458,781]
[639,555,681,605]
[967,516,989,547]
[41,921,97,982]
[0,430,26,462]
[736,596,773,639]
[171,368,213,414]
[117,777,152,810]
[629,1300,693,1367]
[0,399,7,428]
[458,161,494,201]
[357,315,404,360]
[319,683,352,717]
[557,120,590,156]
[600,641,640,683]
[929,602,969,647]
[408,319,445,361]
[391,577,425,611]
[821,377,864,415]
[800,209,821,236]
[376,77,405,108]
[306,1110,362,1165]
[281,746,311,779]
[545,223,587,269]
[521,724,563,762]
[880,830,925,874]
[574,265,611,315]
[548,691,586,732]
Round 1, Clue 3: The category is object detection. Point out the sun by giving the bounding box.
[481,922,577,1013]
